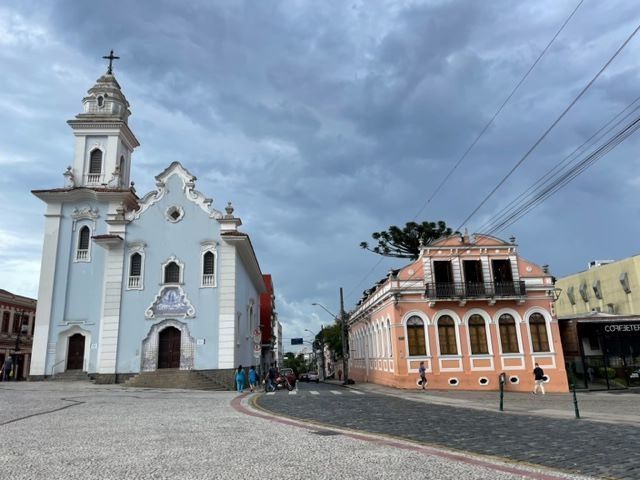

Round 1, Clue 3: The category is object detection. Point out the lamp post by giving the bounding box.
[312,293,349,385]
[305,326,326,380]
[13,308,28,381]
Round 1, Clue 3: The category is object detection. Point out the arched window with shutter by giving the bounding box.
[127,250,144,289]
[468,314,489,354]
[406,316,426,356]
[202,251,215,287]
[164,262,180,284]
[529,312,550,352]
[88,149,103,183]
[438,315,458,355]
[76,226,91,262]
[499,313,520,353]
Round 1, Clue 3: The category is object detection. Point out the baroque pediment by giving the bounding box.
[126,161,222,221]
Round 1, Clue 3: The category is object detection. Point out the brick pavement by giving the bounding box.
[256,382,640,479]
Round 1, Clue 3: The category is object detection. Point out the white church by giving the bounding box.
[29,57,268,384]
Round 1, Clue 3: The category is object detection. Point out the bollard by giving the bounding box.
[571,383,580,419]
[498,372,506,412]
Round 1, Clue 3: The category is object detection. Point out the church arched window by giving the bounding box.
[88,149,103,183]
[202,251,215,287]
[164,262,180,284]
[75,225,91,262]
[127,248,145,290]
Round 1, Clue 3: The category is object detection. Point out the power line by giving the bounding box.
[477,95,640,233]
[346,3,584,305]
[457,22,640,231]
[487,113,640,234]
[412,0,584,220]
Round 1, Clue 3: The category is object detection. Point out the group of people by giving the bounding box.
[234,364,281,393]
[234,365,259,393]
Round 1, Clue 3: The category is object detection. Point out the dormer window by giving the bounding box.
[97,95,104,107]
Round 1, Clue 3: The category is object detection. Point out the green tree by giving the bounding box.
[283,352,307,375]
[360,220,455,260]
[313,323,342,358]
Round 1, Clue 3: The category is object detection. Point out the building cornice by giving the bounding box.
[67,119,140,148]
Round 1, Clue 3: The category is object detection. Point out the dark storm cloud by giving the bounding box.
[2,1,640,343]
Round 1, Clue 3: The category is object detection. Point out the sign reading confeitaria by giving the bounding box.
[602,324,640,333]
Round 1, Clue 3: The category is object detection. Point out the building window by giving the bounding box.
[468,314,489,354]
[499,314,519,353]
[406,316,426,356]
[620,272,631,294]
[76,225,91,262]
[592,280,602,299]
[202,250,216,287]
[529,313,550,352]
[164,262,180,284]
[1,312,9,332]
[97,95,104,107]
[88,149,103,183]
[128,252,143,289]
[12,313,21,333]
[566,286,576,305]
[579,282,589,302]
[438,315,458,355]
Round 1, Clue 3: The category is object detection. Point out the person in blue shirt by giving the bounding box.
[235,365,246,393]
[248,365,258,392]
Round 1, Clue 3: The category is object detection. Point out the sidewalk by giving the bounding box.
[324,379,640,426]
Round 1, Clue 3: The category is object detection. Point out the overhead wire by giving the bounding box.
[477,95,640,234]
[456,22,640,232]
[344,1,584,304]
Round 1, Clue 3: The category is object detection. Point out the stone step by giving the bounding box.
[123,370,231,391]
[52,370,91,381]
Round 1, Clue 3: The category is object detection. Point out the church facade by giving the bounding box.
[30,64,267,383]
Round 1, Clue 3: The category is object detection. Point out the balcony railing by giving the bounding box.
[202,274,215,286]
[425,281,526,300]
[128,276,141,289]
[76,249,89,261]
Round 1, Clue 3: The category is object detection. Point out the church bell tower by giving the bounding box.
[65,51,139,189]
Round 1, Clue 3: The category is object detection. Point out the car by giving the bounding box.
[308,371,319,383]
[278,367,296,386]
[298,372,309,382]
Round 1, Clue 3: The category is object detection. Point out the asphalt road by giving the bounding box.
[256,381,640,480]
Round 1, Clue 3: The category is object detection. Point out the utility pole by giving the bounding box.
[340,287,349,385]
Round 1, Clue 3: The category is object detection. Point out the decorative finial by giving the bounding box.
[509,236,516,244]
[102,50,120,75]
[225,202,234,216]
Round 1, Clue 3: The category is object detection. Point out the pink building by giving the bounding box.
[348,234,568,393]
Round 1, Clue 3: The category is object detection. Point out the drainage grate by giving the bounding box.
[311,430,342,436]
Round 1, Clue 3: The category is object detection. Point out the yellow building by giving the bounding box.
[555,257,640,317]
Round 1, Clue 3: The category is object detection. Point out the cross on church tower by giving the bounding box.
[102,50,120,74]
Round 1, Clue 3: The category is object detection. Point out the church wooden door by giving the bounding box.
[158,327,181,369]
[66,334,85,370]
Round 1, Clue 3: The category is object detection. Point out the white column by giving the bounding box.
[218,242,236,368]
[30,204,62,377]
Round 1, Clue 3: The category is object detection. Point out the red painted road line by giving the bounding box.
[230,394,582,480]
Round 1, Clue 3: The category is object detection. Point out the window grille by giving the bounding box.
[164,262,180,283]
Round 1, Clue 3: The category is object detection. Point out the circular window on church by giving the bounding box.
[166,206,184,223]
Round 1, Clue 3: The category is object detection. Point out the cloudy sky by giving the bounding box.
[1,1,639,349]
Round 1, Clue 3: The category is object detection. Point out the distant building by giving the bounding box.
[555,255,640,317]
[29,61,267,383]
[555,255,640,390]
[259,274,277,371]
[0,289,36,380]
[275,321,283,367]
[348,234,568,392]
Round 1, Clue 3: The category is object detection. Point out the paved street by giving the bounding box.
[0,382,594,480]
[256,382,640,480]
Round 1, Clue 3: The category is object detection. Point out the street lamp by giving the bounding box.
[304,326,326,379]
[312,298,349,385]
[13,308,28,381]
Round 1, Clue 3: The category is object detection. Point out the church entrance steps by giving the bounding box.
[51,370,91,382]
[122,369,232,391]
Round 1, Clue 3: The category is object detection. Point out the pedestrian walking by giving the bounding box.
[533,363,545,395]
[2,356,13,382]
[248,365,258,392]
[235,365,246,393]
[418,361,427,390]
[267,364,277,392]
